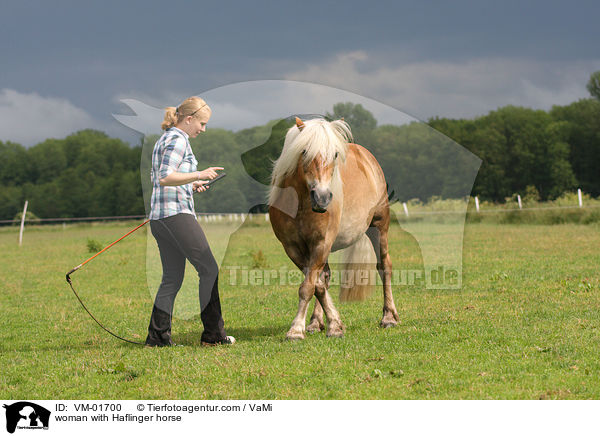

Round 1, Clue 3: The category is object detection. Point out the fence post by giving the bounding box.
[578,188,583,208]
[402,202,409,217]
[18,200,28,246]
[517,194,522,210]
[475,196,480,213]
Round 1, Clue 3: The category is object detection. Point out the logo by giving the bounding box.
[3,402,50,434]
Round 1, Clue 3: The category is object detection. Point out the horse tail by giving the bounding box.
[339,233,377,302]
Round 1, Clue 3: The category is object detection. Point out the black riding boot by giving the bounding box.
[145,305,173,346]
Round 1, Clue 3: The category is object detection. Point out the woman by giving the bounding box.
[146,96,235,347]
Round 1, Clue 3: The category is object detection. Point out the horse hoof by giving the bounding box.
[326,330,345,338]
[286,330,305,341]
[381,310,400,328]
[326,322,345,338]
[380,320,398,328]
[306,322,324,333]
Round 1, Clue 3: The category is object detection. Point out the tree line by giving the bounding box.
[1,73,599,220]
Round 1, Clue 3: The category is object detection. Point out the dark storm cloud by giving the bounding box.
[1,0,598,145]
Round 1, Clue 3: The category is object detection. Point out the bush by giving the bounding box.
[13,210,39,223]
[86,238,103,253]
[249,249,268,269]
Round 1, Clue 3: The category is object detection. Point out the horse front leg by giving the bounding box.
[314,287,345,338]
[287,266,321,340]
[307,263,346,338]
[306,263,329,333]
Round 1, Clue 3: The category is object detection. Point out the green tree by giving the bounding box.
[0,185,24,221]
[430,106,578,201]
[0,141,29,186]
[3,96,600,221]
[551,98,600,196]
[326,102,377,145]
[587,71,600,100]
[27,139,68,184]
[239,118,293,186]
[27,182,62,218]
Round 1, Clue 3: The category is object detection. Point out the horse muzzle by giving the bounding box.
[310,188,332,213]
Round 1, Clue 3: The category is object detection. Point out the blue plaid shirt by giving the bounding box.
[149,127,198,220]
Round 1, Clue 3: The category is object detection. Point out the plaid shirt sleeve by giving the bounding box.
[158,134,187,179]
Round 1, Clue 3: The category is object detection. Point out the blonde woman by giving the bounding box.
[146,96,235,347]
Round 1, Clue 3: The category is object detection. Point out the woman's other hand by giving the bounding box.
[192,180,210,193]
[197,167,224,180]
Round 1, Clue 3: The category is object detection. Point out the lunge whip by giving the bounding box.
[65,219,150,345]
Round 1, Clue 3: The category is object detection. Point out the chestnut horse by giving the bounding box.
[268,117,400,339]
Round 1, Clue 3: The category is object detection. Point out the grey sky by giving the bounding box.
[1,0,599,146]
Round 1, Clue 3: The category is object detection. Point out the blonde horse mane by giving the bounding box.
[268,118,352,204]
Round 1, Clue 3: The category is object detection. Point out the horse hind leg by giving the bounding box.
[367,216,400,328]
[306,300,324,333]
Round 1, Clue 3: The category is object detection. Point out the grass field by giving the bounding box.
[1,218,599,399]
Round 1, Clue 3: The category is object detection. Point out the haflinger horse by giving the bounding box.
[268,116,400,340]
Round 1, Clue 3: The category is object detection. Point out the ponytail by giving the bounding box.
[161,106,179,130]
[161,97,210,130]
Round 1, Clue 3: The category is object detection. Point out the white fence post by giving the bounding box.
[578,188,583,208]
[475,196,480,213]
[517,194,522,210]
[18,200,28,246]
[402,202,409,217]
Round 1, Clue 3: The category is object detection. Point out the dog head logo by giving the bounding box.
[3,402,50,433]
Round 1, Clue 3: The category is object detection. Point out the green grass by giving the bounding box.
[1,219,599,399]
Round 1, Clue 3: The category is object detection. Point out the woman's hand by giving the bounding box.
[192,180,210,193]
[197,166,224,181]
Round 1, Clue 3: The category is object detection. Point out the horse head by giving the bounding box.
[294,117,348,213]
[269,116,351,214]
[299,150,337,213]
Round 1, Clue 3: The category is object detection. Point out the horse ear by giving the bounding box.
[295,117,305,131]
[340,117,344,122]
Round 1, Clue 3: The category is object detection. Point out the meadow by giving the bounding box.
[0,217,599,399]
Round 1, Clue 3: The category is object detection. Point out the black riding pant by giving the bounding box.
[146,213,227,345]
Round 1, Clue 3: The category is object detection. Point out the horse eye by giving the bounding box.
[335,152,339,159]
[301,150,306,155]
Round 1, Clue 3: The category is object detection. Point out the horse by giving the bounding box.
[268,116,400,339]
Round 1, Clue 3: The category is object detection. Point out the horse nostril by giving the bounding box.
[310,189,332,209]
